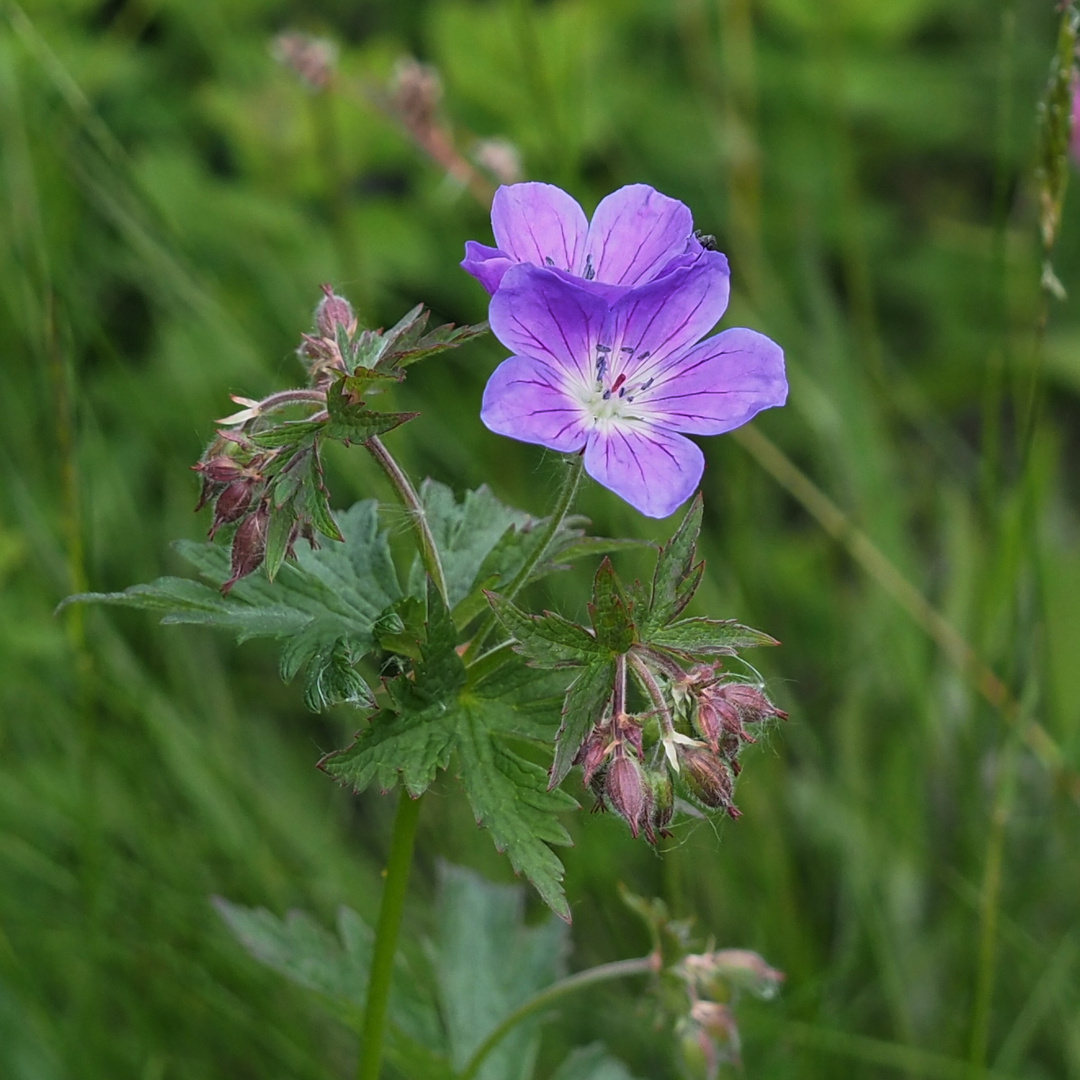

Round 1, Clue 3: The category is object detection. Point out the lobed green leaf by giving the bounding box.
[588,559,636,653]
[550,659,615,789]
[487,593,601,668]
[646,494,704,631]
[648,618,780,656]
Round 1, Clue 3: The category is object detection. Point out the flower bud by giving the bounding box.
[194,456,247,484]
[677,1003,740,1080]
[678,745,739,817]
[271,32,337,91]
[473,138,522,184]
[314,285,356,340]
[715,682,787,724]
[222,506,268,594]
[390,57,442,135]
[680,949,784,1002]
[574,725,612,787]
[693,680,785,754]
[605,753,650,838]
[644,768,674,843]
[209,480,255,538]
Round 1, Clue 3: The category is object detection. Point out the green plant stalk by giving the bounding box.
[365,434,448,604]
[457,955,654,1080]
[357,789,424,1080]
[464,452,584,664]
[968,740,1018,1077]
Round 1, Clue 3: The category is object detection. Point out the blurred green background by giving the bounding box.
[2,0,1079,1076]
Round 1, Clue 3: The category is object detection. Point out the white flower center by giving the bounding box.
[574,343,656,424]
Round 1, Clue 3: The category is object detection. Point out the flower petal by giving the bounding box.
[460,241,515,295]
[481,354,591,453]
[491,182,589,273]
[584,423,704,518]
[489,264,607,384]
[642,328,787,435]
[585,184,695,286]
[602,252,731,376]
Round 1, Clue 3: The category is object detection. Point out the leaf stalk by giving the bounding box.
[365,434,449,604]
[464,453,585,664]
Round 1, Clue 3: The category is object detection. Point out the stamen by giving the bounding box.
[544,256,555,266]
[584,254,596,281]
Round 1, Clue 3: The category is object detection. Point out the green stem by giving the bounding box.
[357,789,424,1080]
[458,955,654,1080]
[365,434,448,605]
[464,453,584,665]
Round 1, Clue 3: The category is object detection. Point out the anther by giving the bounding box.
[584,254,596,281]
[544,256,555,266]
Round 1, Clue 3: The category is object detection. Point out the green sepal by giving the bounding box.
[486,592,602,668]
[648,617,779,657]
[549,659,615,789]
[588,558,636,653]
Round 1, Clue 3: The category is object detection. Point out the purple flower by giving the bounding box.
[462,182,703,298]
[480,258,787,518]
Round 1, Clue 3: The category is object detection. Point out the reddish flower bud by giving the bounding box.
[681,950,785,1002]
[693,680,785,753]
[194,456,247,484]
[222,506,268,594]
[314,285,356,340]
[271,32,337,91]
[574,726,612,787]
[209,480,255,538]
[605,753,650,838]
[678,745,738,817]
[716,682,787,724]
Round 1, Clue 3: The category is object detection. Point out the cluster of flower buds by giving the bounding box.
[271,31,338,92]
[673,949,784,1077]
[577,650,785,841]
[297,285,358,387]
[193,434,281,593]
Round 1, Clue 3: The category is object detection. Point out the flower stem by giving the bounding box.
[464,453,584,664]
[457,955,655,1080]
[357,789,423,1080]
[629,652,676,739]
[365,434,448,605]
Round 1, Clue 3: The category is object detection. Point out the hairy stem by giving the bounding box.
[357,789,423,1080]
[458,956,655,1080]
[365,434,448,604]
[464,452,584,664]
[629,651,676,738]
